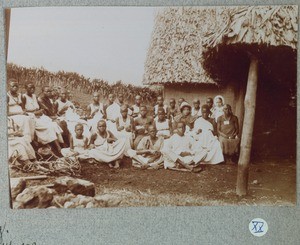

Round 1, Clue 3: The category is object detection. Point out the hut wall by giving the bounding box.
[164,83,242,117]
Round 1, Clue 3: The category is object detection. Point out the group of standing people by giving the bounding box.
[7,78,240,173]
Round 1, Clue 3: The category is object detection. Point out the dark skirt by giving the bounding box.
[219,135,240,155]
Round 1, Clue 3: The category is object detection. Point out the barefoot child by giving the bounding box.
[61,123,88,157]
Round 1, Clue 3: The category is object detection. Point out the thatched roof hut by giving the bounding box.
[143,7,242,108]
[201,5,297,195]
[202,5,297,86]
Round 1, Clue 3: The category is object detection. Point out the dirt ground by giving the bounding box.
[10,157,296,207]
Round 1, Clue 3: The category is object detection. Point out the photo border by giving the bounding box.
[0,1,298,244]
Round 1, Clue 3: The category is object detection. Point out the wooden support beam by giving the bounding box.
[236,56,258,196]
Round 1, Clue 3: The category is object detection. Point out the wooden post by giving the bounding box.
[236,55,258,196]
[5,8,11,60]
[233,80,246,137]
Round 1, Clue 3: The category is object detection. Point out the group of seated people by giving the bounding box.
[7,78,240,173]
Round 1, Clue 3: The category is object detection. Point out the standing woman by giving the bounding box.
[211,95,225,122]
[217,104,240,164]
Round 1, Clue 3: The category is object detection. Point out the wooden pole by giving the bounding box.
[236,55,258,196]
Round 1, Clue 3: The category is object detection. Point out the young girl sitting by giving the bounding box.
[61,123,88,157]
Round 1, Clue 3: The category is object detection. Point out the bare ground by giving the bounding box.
[10,157,296,207]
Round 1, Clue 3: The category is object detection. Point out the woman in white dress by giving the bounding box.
[115,105,134,152]
[55,89,90,138]
[192,105,224,165]
[7,79,35,142]
[86,92,105,133]
[211,95,225,122]
[22,83,63,150]
[105,93,121,136]
[8,117,36,164]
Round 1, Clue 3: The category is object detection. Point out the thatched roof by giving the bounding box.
[203,5,298,49]
[143,7,220,86]
[202,5,298,85]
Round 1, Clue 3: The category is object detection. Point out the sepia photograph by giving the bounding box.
[5,6,297,209]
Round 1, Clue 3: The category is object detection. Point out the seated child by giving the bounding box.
[61,123,88,157]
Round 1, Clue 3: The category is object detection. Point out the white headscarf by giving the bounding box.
[214,95,225,107]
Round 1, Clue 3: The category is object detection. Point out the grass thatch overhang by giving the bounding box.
[202,5,298,87]
[143,7,222,86]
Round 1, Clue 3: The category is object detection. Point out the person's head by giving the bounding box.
[108,93,115,104]
[157,108,166,121]
[140,105,147,117]
[97,120,106,133]
[118,93,124,103]
[201,105,210,120]
[193,99,200,109]
[223,104,233,117]
[42,86,52,98]
[120,105,128,118]
[214,95,224,108]
[157,96,164,106]
[206,97,213,109]
[177,122,186,136]
[148,125,157,139]
[180,102,191,117]
[169,98,176,108]
[178,98,185,106]
[60,89,67,101]
[93,92,100,103]
[74,123,84,137]
[25,83,35,95]
[8,79,19,93]
[68,92,73,101]
[52,88,59,99]
[135,95,141,105]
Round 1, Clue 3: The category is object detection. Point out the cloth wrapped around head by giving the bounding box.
[214,95,225,107]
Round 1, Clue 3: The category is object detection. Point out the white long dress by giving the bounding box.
[211,106,224,123]
[7,92,35,142]
[8,118,36,161]
[115,115,133,154]
[88,131,126,163]
[162,134,207,169]
[106,102,121,136]
[192,117,224,164]
[24,93,63,145]
[56,99,90,138]
[87,103,104,133]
